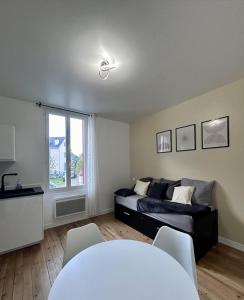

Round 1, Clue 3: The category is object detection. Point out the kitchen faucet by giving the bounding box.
[1,173,18,192]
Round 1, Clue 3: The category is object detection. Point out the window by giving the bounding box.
[47,112,87,190]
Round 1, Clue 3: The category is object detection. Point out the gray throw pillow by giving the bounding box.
[160,178,181,200]
[181,178,215,205]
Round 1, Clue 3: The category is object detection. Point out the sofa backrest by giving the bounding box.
[136,177,215,205]
[181,178,215,205]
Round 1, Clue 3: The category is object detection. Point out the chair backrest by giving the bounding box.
[63,223,104,266]
[153,226,197,288]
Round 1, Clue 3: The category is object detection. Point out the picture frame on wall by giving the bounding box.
[176,124,196,152]
[156,130,172,153]
[201,116,229,149]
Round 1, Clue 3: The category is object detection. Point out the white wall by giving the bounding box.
[0,96,130,227]
[0,97,45,187]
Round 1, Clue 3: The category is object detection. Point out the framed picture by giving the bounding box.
[201,116,229,149]
[176,124,196,152]
[156,130,172,153]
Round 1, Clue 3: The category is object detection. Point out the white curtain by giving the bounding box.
[87,114,100,217]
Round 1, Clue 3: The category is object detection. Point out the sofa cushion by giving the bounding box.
[146,178,160,196]
[115,188,136,197]
[160,178,181,200]
[115,194,144,211]
[181,178,215,205]
[134,180,150,196]
[172,186,195,205]
[148,183,168,199]
[131,177,154,191]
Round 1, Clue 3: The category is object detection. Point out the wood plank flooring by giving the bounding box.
[0,213,244,300]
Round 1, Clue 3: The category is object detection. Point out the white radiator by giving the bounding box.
[55,195,86,218]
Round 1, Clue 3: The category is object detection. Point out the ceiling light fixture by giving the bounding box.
[98,59,117,80]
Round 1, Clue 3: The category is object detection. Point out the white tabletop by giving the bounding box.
[49,240,199,300]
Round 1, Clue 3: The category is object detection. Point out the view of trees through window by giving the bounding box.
[70,117,84,187]
[48,113,84,189]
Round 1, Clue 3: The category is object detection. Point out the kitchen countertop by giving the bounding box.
[0,186,44,199]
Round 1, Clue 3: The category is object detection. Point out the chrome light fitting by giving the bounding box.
[99,59,116,80]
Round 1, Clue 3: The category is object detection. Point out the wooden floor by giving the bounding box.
[0,213,244,300]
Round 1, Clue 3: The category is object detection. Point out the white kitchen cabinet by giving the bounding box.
[0,195,43,253]
[0,125,15,161]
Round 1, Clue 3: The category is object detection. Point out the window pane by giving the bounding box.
[70,118,84,187]
[49,114,66,189]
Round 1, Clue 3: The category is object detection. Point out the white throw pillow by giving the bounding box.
[172,186,195,205]
[134,180,150,196]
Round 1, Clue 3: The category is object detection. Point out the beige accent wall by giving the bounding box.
[130,78,244,244]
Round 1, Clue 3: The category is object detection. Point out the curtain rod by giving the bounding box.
[36,101,91,117]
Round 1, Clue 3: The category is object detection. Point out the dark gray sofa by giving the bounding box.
[114,177,218,260]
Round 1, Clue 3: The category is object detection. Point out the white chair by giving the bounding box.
[63,223,104,266]
[153,226,197,288]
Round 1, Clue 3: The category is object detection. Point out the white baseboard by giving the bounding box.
[44,208,114,230]
[96,208,114,216]
[44,213,88,229]
[219,236,244,252]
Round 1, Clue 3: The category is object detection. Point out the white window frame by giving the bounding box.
[45,109,88,193]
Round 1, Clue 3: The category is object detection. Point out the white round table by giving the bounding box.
[49,240,199,300]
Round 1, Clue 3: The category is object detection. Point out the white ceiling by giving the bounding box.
[0,0,244,123]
